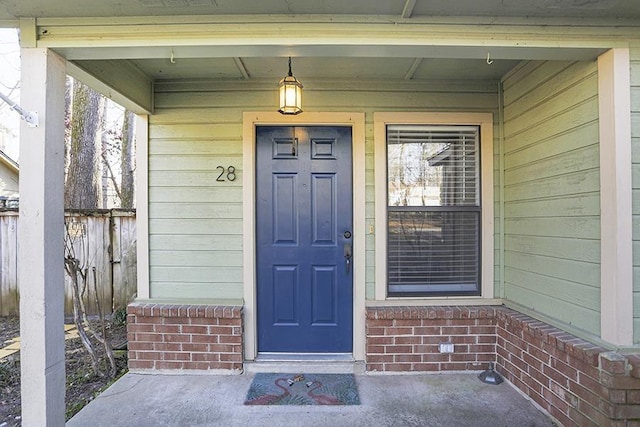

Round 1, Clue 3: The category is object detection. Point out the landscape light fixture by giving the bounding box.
[478,362,503,385]
[278,57,303,115]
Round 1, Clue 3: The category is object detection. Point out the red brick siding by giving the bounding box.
[496,309,640,427]
[365,306,498,373]
[127,303,243,372]
[128,302,640,424]
[366,306,640,426]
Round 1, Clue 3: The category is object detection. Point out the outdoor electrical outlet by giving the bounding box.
[438,342,454,353]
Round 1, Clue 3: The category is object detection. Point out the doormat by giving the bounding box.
[244,373,360,405]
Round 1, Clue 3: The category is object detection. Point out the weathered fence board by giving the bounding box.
[0,212,18,316]
[0,209,136,316]
[111,211,137,311]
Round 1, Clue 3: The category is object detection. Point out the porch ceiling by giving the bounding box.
[1,0,640,20]
[4,0,636,112]
[122,57,520,82]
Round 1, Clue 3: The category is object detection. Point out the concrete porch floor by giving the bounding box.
[67,371,556,427]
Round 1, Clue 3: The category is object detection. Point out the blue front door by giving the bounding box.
[256,126,353,353]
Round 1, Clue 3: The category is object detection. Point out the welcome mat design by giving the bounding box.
[244,373,360,406]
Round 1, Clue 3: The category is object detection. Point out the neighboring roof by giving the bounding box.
[427,144,451,167]
[0,149,19,174]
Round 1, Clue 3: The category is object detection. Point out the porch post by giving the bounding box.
[19,48,66,426]
[135,114,150,300]
[598,48,633,347]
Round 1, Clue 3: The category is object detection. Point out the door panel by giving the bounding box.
[256,126,353,353]
[311,174,336,245]
[273,266,298,325]
[273,174,297,244]
[311,265,337,325]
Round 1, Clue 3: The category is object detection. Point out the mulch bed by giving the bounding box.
[0,316,128,426]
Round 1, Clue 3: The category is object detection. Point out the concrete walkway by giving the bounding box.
[67,372,555,427]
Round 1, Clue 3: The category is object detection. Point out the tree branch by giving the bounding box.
[101,149,122,201]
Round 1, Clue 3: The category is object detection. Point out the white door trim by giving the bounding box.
[242,112,366,362]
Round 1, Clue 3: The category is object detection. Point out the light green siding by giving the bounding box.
[631,45,640,344]
[502,60,601,339]
[149,80,500,300]
[147,105,243,300]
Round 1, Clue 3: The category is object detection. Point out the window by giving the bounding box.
[386,125,481,296]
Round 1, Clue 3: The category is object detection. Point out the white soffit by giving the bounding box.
[120,56,521,81]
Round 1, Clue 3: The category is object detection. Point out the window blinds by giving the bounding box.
[387,125,481,296]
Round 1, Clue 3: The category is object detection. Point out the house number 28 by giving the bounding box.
[216,166,237,182]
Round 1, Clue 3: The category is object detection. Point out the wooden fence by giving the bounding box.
[0,209,137,316]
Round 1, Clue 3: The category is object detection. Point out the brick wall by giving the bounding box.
[126,302,640,425]
[365,306,498,372]
[496,309,640,427]
[366,306,640,426]
[127,303,243,372]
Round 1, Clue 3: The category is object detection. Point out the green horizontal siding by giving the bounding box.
[502,59,601,339]
[149,80,499,300]
[149,202,242,219]
[505,194,600,218]
[152,282,243,300]
[150,250,242,267]
[632,46,640,344]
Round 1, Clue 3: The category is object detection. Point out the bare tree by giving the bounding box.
[64,220,117,378]
[64,77,73,175]
[0,29,21,158]
[65,79,105,209]
[99,107,135,208]
[120,111,136,208]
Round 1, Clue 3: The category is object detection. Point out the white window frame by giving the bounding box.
[373,112,495,303]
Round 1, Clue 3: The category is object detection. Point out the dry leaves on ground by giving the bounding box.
[0,316,128,426]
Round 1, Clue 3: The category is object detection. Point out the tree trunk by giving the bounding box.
[64,77,72,176]
[65,80,105,209]
[120,110,136,209]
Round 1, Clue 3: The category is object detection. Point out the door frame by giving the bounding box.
[242,112,366,362]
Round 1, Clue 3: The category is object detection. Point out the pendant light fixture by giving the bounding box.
[278,57,303,115]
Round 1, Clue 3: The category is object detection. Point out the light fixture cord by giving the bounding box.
[288,57,293,77]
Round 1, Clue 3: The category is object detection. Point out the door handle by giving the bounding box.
[343,242,352,273]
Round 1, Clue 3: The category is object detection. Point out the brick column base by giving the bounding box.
[127,303,243,372]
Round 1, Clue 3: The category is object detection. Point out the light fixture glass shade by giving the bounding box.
[278,59,303,115]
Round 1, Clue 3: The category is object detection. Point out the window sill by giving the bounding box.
[366,297,503,307]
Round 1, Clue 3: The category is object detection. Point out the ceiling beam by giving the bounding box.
[67,60,153,114]
[233,57,250,79]
[19,18,37,47]
[402,0,417,19]
[34,14,640,27]
[54,44,607,62]
[404,58,423,80]
[36,18,636,46]
[37,19,623,62]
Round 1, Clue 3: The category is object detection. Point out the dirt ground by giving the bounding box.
[0,315,128,426]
